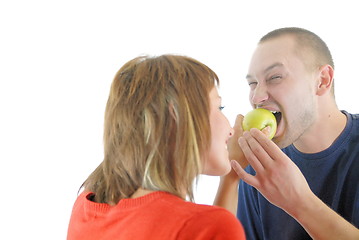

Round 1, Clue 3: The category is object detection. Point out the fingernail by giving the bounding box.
[230,160,237,167]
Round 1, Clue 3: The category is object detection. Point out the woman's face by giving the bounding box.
[202,87,234,176]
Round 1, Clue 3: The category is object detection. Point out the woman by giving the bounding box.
[67,55,245,239]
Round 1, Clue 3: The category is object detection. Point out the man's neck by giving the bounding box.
[293,110,347,154]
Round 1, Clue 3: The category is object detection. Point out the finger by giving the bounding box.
[238,133,265,172]
[227,114,245,163]
[261,126,271,138]
[233,114,244,128]
[250,128,286,162]
[243,129,274,168]
[232,114,244,136]
[231,160,259,188]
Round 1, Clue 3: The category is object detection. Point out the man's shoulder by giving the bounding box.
[345,110,359,116]
[345,111,359,135]
[349,112,359,122]
[343,110,359,121]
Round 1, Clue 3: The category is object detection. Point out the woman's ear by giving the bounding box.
[316,64,334,96]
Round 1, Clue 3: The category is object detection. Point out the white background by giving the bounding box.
[1,0,358,239]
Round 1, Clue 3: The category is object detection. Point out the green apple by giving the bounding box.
[242,108,277,139]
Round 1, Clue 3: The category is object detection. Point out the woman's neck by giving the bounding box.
[130,188,156,199]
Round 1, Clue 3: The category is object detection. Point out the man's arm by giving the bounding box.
[232,128,359,240]
[291,192,359,240]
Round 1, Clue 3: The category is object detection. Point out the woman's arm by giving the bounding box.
[213,115,247,215]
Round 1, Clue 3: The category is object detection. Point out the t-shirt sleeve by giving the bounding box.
[177,207,246,239]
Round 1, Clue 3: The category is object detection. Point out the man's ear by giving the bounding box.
[316,64,334,96]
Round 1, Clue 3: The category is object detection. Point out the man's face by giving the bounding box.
[246,35,317,148]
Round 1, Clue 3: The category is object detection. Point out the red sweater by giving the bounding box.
[67,191,245,239]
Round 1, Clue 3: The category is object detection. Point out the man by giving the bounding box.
[215,27,359,239]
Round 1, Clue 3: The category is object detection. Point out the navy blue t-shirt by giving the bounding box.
[237,111,359,240]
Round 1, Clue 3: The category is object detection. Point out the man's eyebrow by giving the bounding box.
[264,62,284,73]
[246,62,284,80]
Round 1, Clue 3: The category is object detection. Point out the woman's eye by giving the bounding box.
[219,106,225,111]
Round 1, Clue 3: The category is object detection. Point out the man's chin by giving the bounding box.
[272,136,290,149]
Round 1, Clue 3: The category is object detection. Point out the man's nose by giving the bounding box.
[251,84,269,106]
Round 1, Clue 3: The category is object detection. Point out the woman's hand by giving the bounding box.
[227,115,248,170]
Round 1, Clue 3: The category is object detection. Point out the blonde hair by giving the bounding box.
[83,55,219,205]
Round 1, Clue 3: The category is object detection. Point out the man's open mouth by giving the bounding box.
[271,111,282,126]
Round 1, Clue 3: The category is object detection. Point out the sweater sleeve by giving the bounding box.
[177,207,246,239]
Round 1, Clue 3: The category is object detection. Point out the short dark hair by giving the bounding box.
[260,27,335,96]
[260,27,334,70]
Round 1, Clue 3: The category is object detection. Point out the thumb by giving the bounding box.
[231,160,245,177]
[261,126,271,138]
[231,160,258,188]
[233,114,244,129]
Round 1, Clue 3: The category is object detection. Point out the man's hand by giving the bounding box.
[231,128,311,211]
[231,128,359,240]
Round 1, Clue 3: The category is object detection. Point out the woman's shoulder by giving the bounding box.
[175,202,246,239]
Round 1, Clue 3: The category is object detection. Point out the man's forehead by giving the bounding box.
[257,35,297,55]
[246,62,284,80]
[248,37,297,71]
